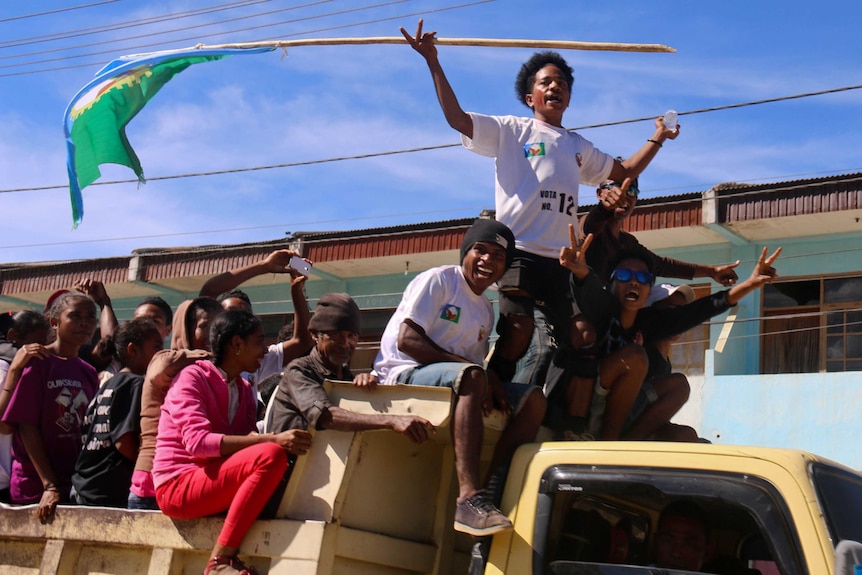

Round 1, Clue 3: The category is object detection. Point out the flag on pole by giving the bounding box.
[63,46,274,228]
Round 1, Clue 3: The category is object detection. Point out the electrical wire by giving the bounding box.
[2,82,861,195]
[0,0,350,67]
[0,1,120,25]
[0,0,491,73]
[0,0,274,52]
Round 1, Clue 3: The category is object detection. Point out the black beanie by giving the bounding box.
[309,293,361,334]
[460,218,516,268]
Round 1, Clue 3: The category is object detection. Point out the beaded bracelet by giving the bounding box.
[647,139,663,147]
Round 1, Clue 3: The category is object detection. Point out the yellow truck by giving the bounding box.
[1,382,861,575]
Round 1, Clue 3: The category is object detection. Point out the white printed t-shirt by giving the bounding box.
[374,265,494,385]
[463,113,614,259]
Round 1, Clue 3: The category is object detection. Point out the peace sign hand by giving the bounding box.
[559,225,593,280]
[400,18,438,61]
[749,246,782,287]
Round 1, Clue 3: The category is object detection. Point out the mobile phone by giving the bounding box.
[289,255,311,276]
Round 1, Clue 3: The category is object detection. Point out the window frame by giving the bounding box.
[532,465,807,575]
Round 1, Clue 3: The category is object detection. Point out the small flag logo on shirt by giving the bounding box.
[440,305,461,323]
[524,142,545,158]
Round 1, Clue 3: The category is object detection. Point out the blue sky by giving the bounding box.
[1,0,861,264]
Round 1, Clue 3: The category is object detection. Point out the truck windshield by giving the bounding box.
[812,462,862,545]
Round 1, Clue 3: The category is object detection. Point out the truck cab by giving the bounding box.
[492,441,862,575]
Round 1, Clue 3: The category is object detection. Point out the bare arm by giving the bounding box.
[115,432,139,462]
[199,249,304,299]
[581,178,634,237]
[400,19,473,138]
[280,275,314,366]
[691,261,741,287]
[19,423,62,523]
[220,428,312,456]
[75,279,118,339]
[397,319,471,365]
[320,405,434,445]
[608,117,680,182]
[726,247,781,305]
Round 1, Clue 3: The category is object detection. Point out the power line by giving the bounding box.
[1,82,860,195]
[0,1,120,25]
[0,0,490,72]
[0,209,469,251]
[0,0,341,67]
[0,0,273,51]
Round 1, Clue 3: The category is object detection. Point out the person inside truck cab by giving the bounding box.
[372,218,547,537]
[652,500,711,571]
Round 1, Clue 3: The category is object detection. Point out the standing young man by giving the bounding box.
[401,19,679,387]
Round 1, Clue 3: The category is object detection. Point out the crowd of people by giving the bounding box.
[0,20,782,575]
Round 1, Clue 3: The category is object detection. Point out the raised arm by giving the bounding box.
[400,19,473,138]
[727,247,781,305]
[581,178,634,237]
[608,116,680,183]
[280,274,314,366]
[199,249,305,299]
[75,279,117,339]
[558,225,593,281]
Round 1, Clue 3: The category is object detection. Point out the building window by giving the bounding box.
[762,275,862,373]
[669,284,711,377]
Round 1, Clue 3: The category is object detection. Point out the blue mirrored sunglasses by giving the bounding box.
[599,179,639,198]
[610,268,655,285]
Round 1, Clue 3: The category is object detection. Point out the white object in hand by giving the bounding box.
[663,109,678,131]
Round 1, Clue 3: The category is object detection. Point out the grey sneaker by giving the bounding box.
[454,491,513,536]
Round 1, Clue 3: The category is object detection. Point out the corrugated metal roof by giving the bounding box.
[716,172,862,222]
[3,172,862,301]
[0,257,129,295]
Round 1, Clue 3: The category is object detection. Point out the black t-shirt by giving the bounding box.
[72,371,143,507]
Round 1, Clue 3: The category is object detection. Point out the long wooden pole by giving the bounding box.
[190,36,675,54]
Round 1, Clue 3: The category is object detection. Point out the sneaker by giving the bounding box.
[454,491,513,536]
[559,429,595,441]
[204,555,260,575]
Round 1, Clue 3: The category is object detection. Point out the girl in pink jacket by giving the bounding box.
[152,310,311,575]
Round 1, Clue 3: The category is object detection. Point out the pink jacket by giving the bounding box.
[152,360,257,487]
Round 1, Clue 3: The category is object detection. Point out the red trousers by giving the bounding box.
[156,442,287,548]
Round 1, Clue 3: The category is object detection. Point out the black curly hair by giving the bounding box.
[102,317,161,365]
[217,289,252,309]
[136,296,173,326]
[514,51,574,108]
[7,310,50,343]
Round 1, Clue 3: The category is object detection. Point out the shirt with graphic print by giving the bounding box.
[374,265,494,384]
[2,354,98,503]
[463,113,614,259]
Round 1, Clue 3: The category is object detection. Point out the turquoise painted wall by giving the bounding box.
[699,351,862,469]
[653,231,862,376]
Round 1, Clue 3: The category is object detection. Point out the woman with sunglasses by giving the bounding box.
[558,226,781,440]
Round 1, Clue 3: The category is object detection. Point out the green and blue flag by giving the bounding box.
[63,46,273,227]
